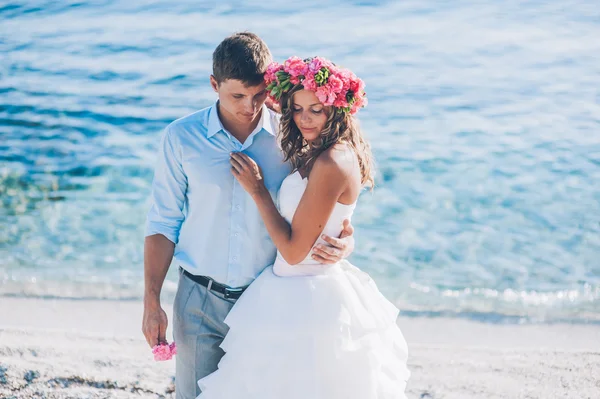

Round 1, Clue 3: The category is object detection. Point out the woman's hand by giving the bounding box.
[264,97,281,114]
[230,152,267,197]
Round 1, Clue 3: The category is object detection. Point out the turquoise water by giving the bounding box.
[1,1,599,323]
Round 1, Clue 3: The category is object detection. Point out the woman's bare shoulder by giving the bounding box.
[313,143,357,177]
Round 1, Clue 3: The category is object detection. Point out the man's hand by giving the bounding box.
[142,299,169,348]
[143,235,174,348]
[311,219,355,264]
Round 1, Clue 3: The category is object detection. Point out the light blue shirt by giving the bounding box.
[145,102,291,287]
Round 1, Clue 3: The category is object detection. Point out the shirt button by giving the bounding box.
[235,205,240,210]
[232,256,238,261]
[234,233,239,237]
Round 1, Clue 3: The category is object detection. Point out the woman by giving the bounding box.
[197,56,410,398]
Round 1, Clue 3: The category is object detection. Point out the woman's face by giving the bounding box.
[291,90,328,142]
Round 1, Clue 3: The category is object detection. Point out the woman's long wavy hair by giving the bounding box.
[278,85,375,189]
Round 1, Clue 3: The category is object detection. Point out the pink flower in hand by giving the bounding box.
[152,341,177,361]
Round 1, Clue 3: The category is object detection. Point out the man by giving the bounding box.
[142,32,355,399]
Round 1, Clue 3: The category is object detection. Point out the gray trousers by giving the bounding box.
[173,268,238,399]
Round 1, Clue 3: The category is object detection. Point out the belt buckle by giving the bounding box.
[224,287,243,299]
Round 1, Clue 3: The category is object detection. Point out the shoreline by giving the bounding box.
[1,297,599,398]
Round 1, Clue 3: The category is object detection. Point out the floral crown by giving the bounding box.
[264,56,367,115]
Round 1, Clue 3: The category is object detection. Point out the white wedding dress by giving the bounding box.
[197,171,410,398]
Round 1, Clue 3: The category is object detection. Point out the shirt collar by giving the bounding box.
[258,104,276,136]
[206,101,224,138]
[206,101,275,139]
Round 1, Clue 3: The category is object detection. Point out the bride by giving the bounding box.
[196,56,410,398]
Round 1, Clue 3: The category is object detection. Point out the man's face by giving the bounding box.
[210,77,268,125]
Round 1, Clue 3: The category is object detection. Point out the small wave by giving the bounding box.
[0,279,178,303]
[398,309,600,325]
[392,281,600,324]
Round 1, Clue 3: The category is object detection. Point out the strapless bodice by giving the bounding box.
[273,171,356,277]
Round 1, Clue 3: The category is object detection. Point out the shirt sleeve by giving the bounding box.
[144,126,187,244]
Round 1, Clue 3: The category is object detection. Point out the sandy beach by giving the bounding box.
[2,1,600,398]
[0,297,598,398]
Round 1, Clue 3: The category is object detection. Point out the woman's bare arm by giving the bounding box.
[230,150,352,265]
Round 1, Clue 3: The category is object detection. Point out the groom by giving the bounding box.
[142,32,355,399]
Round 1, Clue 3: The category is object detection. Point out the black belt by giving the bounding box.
[180,267,247,300]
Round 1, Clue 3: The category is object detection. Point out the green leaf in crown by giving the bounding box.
[271,85,281,100]
[276,70,290,82]
[282,81,293,92]
[346,90,355,104]
[314,67,330,86]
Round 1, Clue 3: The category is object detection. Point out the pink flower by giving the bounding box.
[333,93,349,108]
[265,55,368,115]
[314,86,337,106]
[350,95,367,114]
[308,57,324,74]
[267,62,282,75]
[302,75,317,91]
[284,56,308,78]
[349,77,365,96]
[328,91,337,104]
[321,57,335,70]
[152,342,177,361]
[315,86,329,104]
[327,74,344,93]
[264,62,283,84]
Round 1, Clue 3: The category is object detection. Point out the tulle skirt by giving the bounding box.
[197,260,410,398]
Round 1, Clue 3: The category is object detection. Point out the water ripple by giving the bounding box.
[1,0,600,323]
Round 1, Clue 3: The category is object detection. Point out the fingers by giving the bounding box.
[143,323,159,348]
[312,242,342,262]
[158,320,167,345]
[265,97,281,113]
[230,155,243,173]
[311,253,337,264]
[344,219,354,235]
[230,153,255,180]
[230,152,251,167]
[320,234,345,250]
[142,308,167,348]
[339,219,354,238]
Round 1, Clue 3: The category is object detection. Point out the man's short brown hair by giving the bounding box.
[212,32,272,86]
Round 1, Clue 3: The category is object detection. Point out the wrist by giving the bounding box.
[143,292,161,308]
[251,184,269,200]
